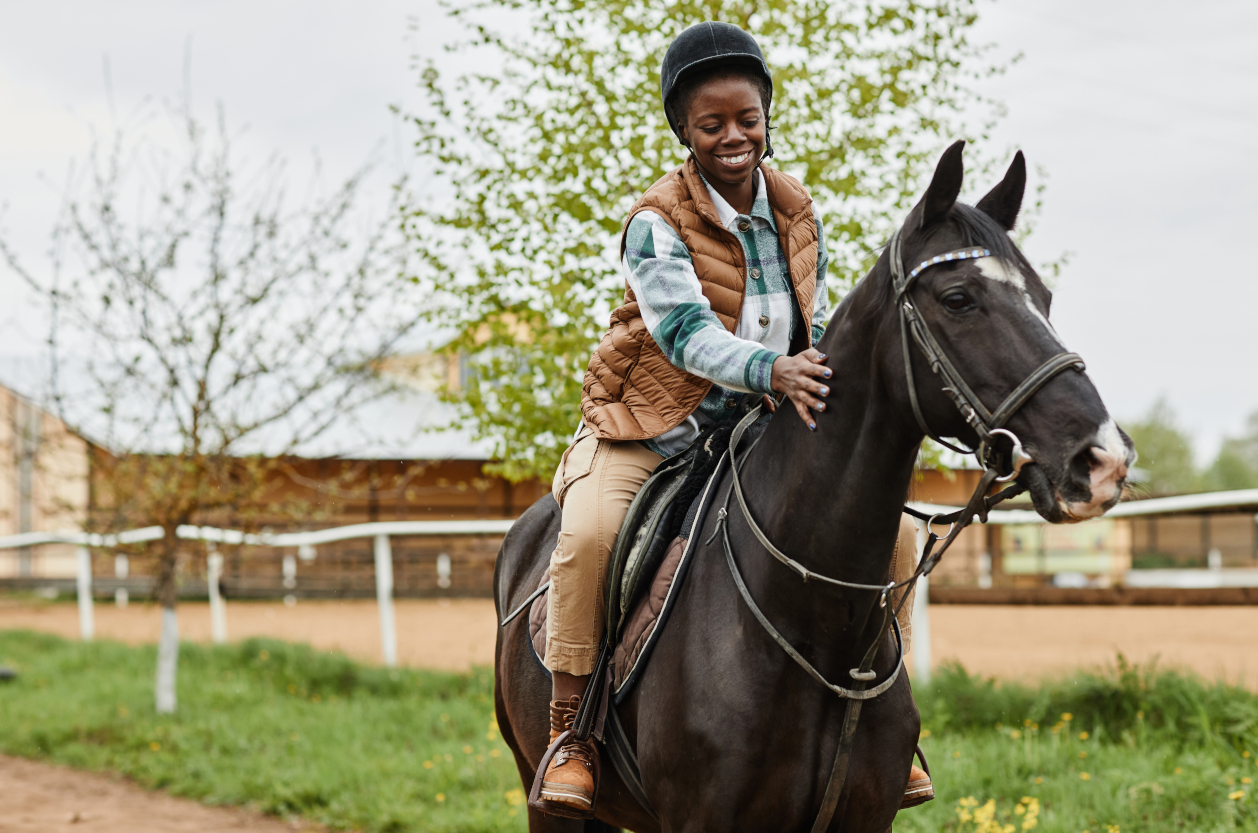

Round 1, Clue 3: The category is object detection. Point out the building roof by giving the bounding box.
[0,352,495,462]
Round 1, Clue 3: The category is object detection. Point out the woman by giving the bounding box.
[536,21,931,817]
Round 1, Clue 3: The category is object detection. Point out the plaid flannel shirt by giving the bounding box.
[621,168,830,457]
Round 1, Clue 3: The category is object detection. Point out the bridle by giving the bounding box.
[716,228,1087,832]
[888,227,1085,476]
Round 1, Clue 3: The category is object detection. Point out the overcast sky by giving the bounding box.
[0,0,1254,461]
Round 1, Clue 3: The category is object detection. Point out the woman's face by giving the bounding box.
[679,75,765,190]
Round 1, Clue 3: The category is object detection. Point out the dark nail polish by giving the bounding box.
[824,370,832,378]
[820,387,829,396]
[809,422,816,431]
[818,353,828,360]
[817,403,825,412]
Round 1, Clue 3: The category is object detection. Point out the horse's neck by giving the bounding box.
[732,302,921,658]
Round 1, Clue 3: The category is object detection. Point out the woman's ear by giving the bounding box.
[677,123,690,148]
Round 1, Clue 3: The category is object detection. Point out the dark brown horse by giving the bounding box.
[493,142,1134,832]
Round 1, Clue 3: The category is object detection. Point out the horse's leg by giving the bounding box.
[837,670,921,833]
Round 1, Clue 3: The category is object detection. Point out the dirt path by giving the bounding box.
[0,754,321,833]
[6,599,1258,685]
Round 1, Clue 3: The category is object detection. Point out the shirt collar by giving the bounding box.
[699,167,771,232]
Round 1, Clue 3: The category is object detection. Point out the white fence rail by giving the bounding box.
[2,490,1256,671]
[0,519,514,666]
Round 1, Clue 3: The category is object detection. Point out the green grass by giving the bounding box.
[4,631,1258,832]
[901,660,1258,831]
[0,630,525,832]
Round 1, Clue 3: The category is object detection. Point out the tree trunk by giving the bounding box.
[155,605,179,713]
[154,529,180,714]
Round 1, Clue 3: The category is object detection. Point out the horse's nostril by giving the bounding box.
[1069,443,1127,497]
[1068,446,1096,491]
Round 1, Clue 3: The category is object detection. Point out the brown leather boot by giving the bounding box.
[901,763,934,808]
[537,696,599,816]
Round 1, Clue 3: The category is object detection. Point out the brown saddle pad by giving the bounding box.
[529,535,689,696]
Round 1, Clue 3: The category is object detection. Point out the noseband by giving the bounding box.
[716,229,1087,832]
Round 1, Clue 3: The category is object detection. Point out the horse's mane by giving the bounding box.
[854,202,1032,324]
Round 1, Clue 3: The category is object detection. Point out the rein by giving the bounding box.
[718,233,1088,832]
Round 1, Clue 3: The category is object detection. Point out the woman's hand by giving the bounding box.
[767,349,831,430]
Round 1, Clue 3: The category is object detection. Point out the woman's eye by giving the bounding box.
[942,291,973,312]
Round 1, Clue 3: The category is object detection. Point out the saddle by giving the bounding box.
[527,421,743,699]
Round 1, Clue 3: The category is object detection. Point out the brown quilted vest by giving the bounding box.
[580,157,819,441]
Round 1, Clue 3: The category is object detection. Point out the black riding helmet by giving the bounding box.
[660,22,774,160]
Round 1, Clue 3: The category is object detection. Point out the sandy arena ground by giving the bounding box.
[5,597,1258,684]
[5,598,1258,831]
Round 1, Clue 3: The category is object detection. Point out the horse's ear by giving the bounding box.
[917,140,965,230]
[976,151,1027,231]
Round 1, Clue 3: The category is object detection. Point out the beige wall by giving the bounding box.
[0,385,90,577]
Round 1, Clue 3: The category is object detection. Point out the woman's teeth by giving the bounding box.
[718,152,751,166]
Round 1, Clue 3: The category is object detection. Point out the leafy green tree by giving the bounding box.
[406,0,1015,481]
[1125,398,1200,496]
[1202,411,1258,491]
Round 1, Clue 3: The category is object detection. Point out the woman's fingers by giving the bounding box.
[793,396,815,430]
[762,394,777,413]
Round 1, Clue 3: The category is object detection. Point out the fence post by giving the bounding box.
[911,520,932,684]
[207,549,227,645]
[114,554,129,607]
[374,534,398,667]
[76,546,94,641]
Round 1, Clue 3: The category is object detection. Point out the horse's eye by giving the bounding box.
[941,291,973,312]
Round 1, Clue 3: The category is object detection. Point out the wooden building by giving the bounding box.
[0,382,90,578]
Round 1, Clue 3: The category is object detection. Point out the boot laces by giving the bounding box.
[549,696,595,769]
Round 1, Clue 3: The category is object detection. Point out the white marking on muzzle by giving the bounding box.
[1064,418,1129,520]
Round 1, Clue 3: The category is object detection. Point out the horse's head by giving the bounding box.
[863,140,1134,522]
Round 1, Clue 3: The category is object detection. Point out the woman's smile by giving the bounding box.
[715,150,753,168]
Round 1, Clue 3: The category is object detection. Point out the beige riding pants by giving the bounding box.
[546,430,664,675]
[544,428,921,675]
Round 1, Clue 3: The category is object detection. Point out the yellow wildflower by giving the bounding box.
[1079,731,1089,740]
[1229,790,1246,800]
[1080,772,1091,781]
